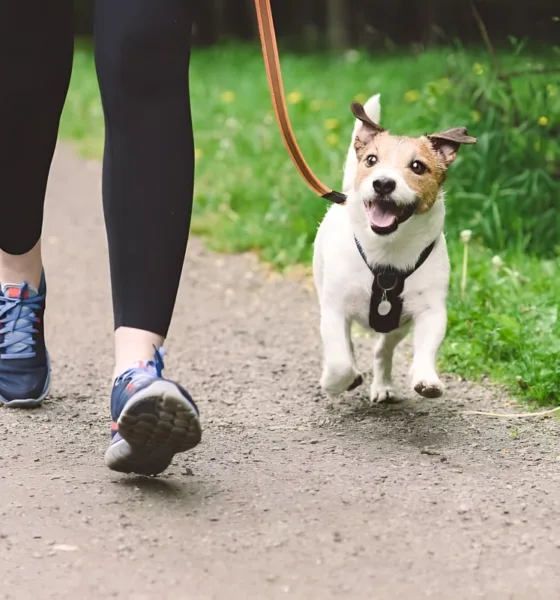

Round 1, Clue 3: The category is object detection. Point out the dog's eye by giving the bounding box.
[365,155,378,168]
[410,160,428,175]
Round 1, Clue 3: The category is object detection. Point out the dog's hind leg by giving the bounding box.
[319,309,362,398]
[370,326,410,403]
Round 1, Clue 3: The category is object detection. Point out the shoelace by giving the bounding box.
[115,346,166,386]
[0,283,44,359]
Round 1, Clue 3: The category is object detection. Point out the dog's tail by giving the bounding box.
[342,94,381,195]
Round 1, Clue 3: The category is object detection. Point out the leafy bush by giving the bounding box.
[440,40,560,257]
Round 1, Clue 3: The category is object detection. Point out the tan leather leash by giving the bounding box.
[254,0,347,205]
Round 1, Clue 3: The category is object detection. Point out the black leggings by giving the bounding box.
[0,0,195,338]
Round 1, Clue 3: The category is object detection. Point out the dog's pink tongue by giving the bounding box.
[367,202,398,230]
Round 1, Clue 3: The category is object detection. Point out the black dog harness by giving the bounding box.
[354,237,436,333]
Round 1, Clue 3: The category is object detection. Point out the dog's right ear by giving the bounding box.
[350,101,385,157]
[427,127,477,166]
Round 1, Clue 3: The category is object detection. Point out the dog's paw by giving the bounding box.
[321,365,362,398]
[412,377,444,399]
[370,381,396,404]
[347,373,364,391]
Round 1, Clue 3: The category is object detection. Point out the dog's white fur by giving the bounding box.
[313,94,450,402]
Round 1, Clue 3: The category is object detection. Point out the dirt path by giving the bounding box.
[1,145,559,600]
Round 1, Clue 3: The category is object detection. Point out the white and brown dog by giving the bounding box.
[313,94,476,403]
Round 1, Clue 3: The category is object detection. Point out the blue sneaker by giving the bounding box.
[0,274,50,408]
[105,348,201,475]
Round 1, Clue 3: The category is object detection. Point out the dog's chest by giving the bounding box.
[346,276,402,333]
[343,273,412,332]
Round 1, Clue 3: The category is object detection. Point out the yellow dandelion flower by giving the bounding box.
[326,133,339,146]
[324,118,340,131]
[287,91,303,104]
[472,110,481,123]
[473,63,484,76]
[404,89,420,103]
[552,16,560,22]
[354,93,368,104]
[195,148,204,160]
[220,90,236,103]
[310,100,322,112]
[538,116,549,126]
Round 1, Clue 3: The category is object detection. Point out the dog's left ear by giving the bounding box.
[350,101,385,157]
[350,101,384,133]
[427,127,477,166]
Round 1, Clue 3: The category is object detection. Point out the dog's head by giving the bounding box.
[349,101,477,236]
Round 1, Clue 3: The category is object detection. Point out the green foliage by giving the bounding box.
[60,40,560,405]
[442,39,560,257]
[444,242,559,405]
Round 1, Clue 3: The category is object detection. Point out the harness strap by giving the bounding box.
[354,237,437,333]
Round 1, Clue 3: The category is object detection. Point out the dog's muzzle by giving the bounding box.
[364,197,417,235]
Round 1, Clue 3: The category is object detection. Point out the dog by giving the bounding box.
[312,94,476,403]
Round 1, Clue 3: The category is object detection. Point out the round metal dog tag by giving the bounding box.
[378,300,391,316]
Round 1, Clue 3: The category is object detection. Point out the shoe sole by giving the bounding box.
[105,379,202,476]
[0,357,51,409]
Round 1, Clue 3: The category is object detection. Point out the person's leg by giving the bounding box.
[0,1,74,406]
[95,0,201,475]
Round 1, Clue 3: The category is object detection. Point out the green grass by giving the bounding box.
[61,40,560,406]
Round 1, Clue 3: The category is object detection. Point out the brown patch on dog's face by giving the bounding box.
[351,102,477,216]
[400,137,448,213]
[351,101,386,160]
[354,134,446,213]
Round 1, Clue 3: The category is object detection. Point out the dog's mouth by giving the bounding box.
[364,198,417,235]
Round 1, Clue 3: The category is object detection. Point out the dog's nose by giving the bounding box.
[373,177,396,196]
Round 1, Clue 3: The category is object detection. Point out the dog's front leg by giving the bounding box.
[410,305,447,398]
[319,309,362,398]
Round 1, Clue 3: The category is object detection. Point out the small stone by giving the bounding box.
[53,544,79,552]
[457,505,469,515]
